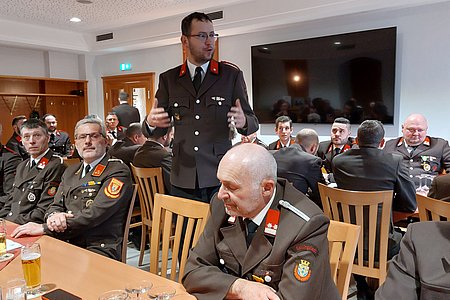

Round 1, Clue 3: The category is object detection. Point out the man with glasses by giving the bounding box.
[384,113,450,189]
[145,12,258,203]
[0,119,66,224]
[12,118,133,260]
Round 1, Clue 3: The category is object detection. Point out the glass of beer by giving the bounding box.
[0,218,7,258]
[21,243,42,295]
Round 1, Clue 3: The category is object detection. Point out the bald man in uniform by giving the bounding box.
[183,144,339,300]
[384,113,450,189]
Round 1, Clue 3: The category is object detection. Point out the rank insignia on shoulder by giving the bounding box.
[47,186,57,196]
[104,178,124,199]
[264,209,280,237]
[92,164,106,176]
[294,259,311,282]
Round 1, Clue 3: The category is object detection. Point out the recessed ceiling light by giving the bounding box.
[70,17,82,23]
[76,0,93,4]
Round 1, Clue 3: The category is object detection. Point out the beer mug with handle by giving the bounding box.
[21,243,41,296]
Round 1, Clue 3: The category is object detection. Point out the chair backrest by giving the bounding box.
[328,220,360,300]
[130,164,165,227]
[65,158,81,166]
[417,194,450,221]
[318,183,393,284]
[121,183,138,263]
[150,193,210,283]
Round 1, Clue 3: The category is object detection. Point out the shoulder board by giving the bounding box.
[52,154,64,164]
[3,146,17,155]
[220,60,240,70]
[108,158,124,163]
[279,200,310,222]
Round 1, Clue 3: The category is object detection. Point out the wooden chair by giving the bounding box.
[64,157,81,166]
[328,220,360,300]
[130,164,165,266]
[318,183,393,286]
[150,193,210,283]
[121,184,138,263]
[417,194,450,221]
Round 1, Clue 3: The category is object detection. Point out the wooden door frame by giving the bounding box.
[102,72,155,119]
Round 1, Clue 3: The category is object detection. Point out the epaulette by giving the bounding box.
[108,158,124,164]
[279,200,310,222]
[220,60,240,70]
[53,154,64,164]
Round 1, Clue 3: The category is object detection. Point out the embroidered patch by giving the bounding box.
[294,259,311,282]
[92,164,106,177]
[104,178,124,198]
[291,243,319,256]
[47,186,57,196]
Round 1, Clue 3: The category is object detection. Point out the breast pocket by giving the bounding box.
[205,95,231,124]
[26,179,44,203]
[169,97,190,125]
[252,262,284,289]
[217,241,241,276]
[80,186,100,209]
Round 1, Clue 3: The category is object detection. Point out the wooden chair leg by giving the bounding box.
[138,224,147,266]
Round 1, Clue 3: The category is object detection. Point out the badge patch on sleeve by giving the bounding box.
[294,259,311,282]
[104,178,124,199]
[47,186,57,196]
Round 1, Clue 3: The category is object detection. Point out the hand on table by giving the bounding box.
[47,212,74,232]
[11,222,45,238]
[226,279,280,300]
[146,99,171,127]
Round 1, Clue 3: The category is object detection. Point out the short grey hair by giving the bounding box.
[75,117,106,138]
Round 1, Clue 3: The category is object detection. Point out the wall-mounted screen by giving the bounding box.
[251,27,396,125]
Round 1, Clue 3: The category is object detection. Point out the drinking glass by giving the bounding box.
[0,218,7,258]
[148,286,176,300]
[5,278,27,300]
[125,280,153,299]
[98,290,129,300]
[21,243,41,296]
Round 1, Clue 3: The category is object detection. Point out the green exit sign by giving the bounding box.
[120,63,132,71]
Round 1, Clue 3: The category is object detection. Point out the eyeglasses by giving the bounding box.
[187,32,219,42]
[75,132,104,141]
[22,133,45,141]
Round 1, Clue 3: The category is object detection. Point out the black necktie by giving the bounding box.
[110,131,117,139]
[334,148,341,156]
[245,219,258,247]
[50,133,55,142]
[84,165,91,177]
[193,67,202,93]
[31,160,36,168]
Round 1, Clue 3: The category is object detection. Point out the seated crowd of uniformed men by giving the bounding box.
[1,109,449,298]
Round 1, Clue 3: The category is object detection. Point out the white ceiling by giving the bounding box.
[0,0,448,54]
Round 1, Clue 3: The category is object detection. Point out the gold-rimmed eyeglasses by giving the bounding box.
[187,32,219,42]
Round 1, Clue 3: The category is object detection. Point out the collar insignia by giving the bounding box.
[264,209,280,237]
[179,62,187,77]
[210,60,219,74]
[92,164,106,177]
[37,157,49,169]
[423,136,431,146]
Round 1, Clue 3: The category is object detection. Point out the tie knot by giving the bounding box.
[245,219,258,234]
[31,160,37,168]
[195,66,202,75]
[335,148,341,155]
[85,164,91,174]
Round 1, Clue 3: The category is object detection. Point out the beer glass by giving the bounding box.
[98,290,128,300]
[148,286,176,300]
[21,243,41,295]
[125,280,153,299]
[0,218,7,259]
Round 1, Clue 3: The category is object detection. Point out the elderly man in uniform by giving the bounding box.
[42,114,72,157]
[376,221,450,299]
[317,117,355,175]
[6,115,28,160]
[267,116,295,150]
[183,144,339,300]
[384,113,450,189]
[0,122,22,209]
[146,12,258,203]
[0,119,66,224]
[12,118,133,260]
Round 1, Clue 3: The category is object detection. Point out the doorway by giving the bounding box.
[102,72,155,122]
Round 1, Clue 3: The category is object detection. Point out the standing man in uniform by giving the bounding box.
[146,12,258,202]
[12,118,133,261]
[6,115,28,160]
[42,114,72,157]
[384,113,450,189]
[0,122,22,208]
[0,119,66,224]
[183,144,339,300]
[112,91,141,128]
[267,116,295,150]
[317,117,355,175]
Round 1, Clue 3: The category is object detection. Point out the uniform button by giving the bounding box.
[409,167,413,170]
[409,175,413,178]
[194,146,199,152]
[100,243,105,248]
[196,99,200,104]
[195,115,200,120]
[174,103,179,107]
[22,188,25,192]
[218,101,222,106]
[18,201,21,204]
[264,275,272,283]
[410,159,413,162]
[88,193,93,197]
[74,196,77,199]
[194,131,199,136]
[8,212,12,216]
[219,258,225,265]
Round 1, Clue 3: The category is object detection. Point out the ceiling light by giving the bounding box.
[70,17,82,23]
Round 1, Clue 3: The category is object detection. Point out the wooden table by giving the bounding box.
[0,235,194,299]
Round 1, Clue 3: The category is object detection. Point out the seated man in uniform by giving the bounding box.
[384,113,450,190]
[105,112,126,145]
[108,122,147,168]
[12,117,133,261]
[0,119,66,224]
[316,117,355,175]
[6,115,28,160]
[428,173,450,202]
[267,116,295,150]
[376,221,450,299]
[183,143,339,300]
[42,113,72,157]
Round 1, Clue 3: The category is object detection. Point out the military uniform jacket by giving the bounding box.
[6,132,29,160]
[428,173,450,202]
[0,144,22,207]
[48,130,71,157]
[112,103,141,128]
[155,60,259,189]
[273,144,325,207]
[0,150,66,224]
[317,138,356,174]
[182,179,339,300]
[107,137,140,168]
[268,137,295,151]
[44,156,132,260]
[384,136,450,188]
[376,221,450,299]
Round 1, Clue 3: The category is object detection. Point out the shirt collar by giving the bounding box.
[250,187,276,226]
[83,153,106,172]
[187,60,209,80]
[31,148,50,164]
